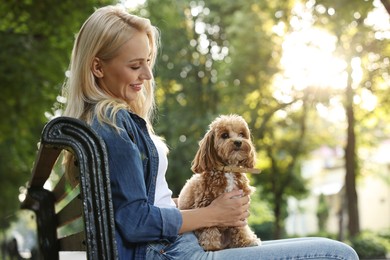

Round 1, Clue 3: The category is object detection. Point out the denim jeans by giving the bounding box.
[146,232,359,260]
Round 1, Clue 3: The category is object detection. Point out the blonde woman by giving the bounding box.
[62,5,358,260]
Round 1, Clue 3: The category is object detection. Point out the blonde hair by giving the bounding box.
[62,5,160,130]
[62,6,161,185]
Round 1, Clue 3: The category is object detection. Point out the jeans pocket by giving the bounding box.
[146,239,172,259]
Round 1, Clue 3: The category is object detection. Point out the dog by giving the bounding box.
[178,114,261,251]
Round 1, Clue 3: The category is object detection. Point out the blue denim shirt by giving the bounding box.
[91,109,182,260]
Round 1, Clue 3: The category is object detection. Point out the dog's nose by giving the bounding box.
[234,140,242,147]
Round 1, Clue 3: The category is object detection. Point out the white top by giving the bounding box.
[151,135,177,208]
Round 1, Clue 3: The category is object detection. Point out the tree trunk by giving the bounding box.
[380,0,390,15]
[344,63,360,238]
[273,197,283,239]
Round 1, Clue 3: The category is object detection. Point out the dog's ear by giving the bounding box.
[191,129,217,173]
[244,137,256,168]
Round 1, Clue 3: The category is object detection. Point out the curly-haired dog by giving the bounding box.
[178,114,261,251]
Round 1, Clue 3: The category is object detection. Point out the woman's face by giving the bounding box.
[95,31,152,103]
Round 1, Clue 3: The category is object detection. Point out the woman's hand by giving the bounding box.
[178,189,250,234]
[207,189,250,227]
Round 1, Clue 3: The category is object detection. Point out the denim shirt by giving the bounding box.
[91,109,182,260]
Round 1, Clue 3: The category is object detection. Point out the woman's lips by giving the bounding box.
[131,84,142,91]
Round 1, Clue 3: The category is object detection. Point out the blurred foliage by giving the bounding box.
[350,231,390,259]
[0,0,114,229]
[146,0,389,239]
[4,211,37,251]
[0,0,389,244]
[312,0,390,238]
[316,193,329,232]
[311,0,390,161]
[248,188,275,225]
[144,0,308,238]
[249,188,277,240]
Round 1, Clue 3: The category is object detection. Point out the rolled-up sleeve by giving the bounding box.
[92,110,182,243]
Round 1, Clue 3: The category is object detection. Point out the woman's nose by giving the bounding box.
[140,65,152,80]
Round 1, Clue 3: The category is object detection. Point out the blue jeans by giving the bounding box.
[146,232,359,259]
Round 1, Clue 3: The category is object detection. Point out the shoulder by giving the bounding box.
[91,108,137,130]
[114,109,147,129]
[114,108,132,122]
[91,108,148,142]
[91,109,132,137]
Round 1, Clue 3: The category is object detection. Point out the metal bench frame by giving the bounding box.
[21,117,118,260]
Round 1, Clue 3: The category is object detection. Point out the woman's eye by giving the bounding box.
[221,133,229,139]
[131,66,141,70]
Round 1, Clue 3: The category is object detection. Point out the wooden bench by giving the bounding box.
[20,117,118,260]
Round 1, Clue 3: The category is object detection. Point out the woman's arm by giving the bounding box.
[179,189,250,233]
[92,110,182,243]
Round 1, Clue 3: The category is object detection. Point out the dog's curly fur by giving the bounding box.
[178,114,261,251]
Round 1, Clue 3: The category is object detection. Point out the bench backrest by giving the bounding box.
[21,117,118,260]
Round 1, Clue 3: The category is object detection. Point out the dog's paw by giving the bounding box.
[200,240,222,251]
[248,238,262,247]
[201,244,222,251]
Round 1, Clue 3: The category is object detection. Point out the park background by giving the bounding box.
[0,0,389,258]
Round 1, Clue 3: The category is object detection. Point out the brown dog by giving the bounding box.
[178,114,261,251]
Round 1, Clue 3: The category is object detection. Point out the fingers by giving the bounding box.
[242,209,250,219]
[225,201,250,228]
[211,190,252,227]
[225,190,250,205]
[227,192,250,216]
[226,189,243,199]
[240,195,250,205]
[226,217,249,227]
[232,194,250,207]
[225,220,246,227]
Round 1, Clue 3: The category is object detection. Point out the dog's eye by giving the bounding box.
[239,132,246,138]
[221,133,229,139]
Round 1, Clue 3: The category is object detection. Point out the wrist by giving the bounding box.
[179,206,216,233]
[203,204,218,228]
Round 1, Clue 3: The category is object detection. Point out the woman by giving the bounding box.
[63,5,359,260]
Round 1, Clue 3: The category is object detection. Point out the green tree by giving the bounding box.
[316,193,329,232]
[144,0,216,194]
[207,0,314,238]
[311,0,390,238]
[145,0,311,238]
[131,0,389,240]
[0,0,113,230]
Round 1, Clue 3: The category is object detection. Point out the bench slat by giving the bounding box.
[29,146,61,188]
[59,231,86,251]
[57,197,83,227]
[53,174,67,201]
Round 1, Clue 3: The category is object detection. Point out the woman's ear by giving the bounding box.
[91,57,104,78]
